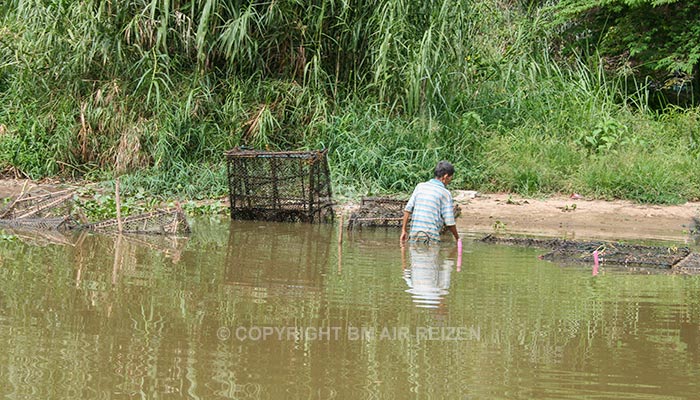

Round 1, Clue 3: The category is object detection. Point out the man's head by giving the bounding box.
[434,160,454,178]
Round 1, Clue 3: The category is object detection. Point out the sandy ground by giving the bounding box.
[453,191,700,245]
[2,179,699,245]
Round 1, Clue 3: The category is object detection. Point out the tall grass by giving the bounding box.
[1,0,699,203]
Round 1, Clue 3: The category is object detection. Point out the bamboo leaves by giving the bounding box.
[195,0,215,66]
[133,50,173,109]
[218,5,256,66]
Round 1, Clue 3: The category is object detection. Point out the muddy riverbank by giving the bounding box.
[2,179,699,244]
[454,191,700,244]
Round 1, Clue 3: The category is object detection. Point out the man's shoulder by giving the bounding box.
[423,180,451,195]
[414,181,432,191]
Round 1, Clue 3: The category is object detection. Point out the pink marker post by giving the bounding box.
[592,249,599,276]
[457,238,463,272]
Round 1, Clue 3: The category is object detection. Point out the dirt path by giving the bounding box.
[454,191,700,244]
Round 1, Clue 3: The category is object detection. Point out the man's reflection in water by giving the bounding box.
[402,244,454,309]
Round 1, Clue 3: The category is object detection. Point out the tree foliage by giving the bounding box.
[546,0,700,106]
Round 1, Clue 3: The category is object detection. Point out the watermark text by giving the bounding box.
[216,325,481,342]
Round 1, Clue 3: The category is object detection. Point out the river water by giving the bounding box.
[1,219,700,399]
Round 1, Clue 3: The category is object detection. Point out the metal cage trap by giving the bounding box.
[0,188,75,220]
[225,147,334,223]
[82,208,190,235]
[0,186,190,236]
[347,197,406,229]
[347,196,462,230]
[481,235,697,269]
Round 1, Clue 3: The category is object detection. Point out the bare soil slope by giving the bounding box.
[454,191,700,244]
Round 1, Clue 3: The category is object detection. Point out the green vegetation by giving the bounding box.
[1,0,699,204]
[546,0,700,108]
[0,230,16,241]
[73,185,162,221]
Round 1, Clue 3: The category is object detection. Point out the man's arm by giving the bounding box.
[446,224,459,241]
[400,210,411,243]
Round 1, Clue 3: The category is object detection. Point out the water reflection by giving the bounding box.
[225,221,331,288]
[2,221,700,398]
[74,232,189,289]
[401,244,453,309]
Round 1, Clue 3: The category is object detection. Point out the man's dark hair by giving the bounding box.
[434,160,455,178]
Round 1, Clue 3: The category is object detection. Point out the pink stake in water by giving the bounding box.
[457,238,463,272]
[592,249,599,276]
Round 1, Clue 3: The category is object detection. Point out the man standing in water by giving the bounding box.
[400,160,460,244]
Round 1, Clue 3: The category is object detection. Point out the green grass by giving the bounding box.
[1,0,699,204]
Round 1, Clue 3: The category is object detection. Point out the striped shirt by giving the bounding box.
[404,179,456,243]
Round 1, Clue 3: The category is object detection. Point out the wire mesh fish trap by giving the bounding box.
[347,197,406,229]
[83,209,190,235]
[481,235,691,268]
[541,242,691,268]
[347,197,462,230]
[675,253,700,272]
[0,216,79,231]
[225,147,334,223]
[0,188,75,219]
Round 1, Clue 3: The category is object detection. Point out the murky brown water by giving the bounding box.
[1,219,700,399]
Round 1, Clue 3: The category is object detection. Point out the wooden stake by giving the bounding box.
[337,242,343,274]
[337,213,344,244]
[115,177,123,234]
[112,234,123,286]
